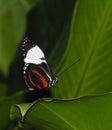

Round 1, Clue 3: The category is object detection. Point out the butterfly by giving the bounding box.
[22,38,58,91]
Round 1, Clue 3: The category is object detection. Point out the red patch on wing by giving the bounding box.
[32,70,48,88]
[28,71,41,90]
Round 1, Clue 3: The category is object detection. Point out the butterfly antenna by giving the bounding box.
[56,58,80,76]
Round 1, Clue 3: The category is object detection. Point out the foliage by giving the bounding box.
[0,0,112,129]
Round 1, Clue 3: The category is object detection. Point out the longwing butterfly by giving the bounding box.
[22,38,58,91]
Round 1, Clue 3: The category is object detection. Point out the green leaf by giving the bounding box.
[0,0,39,76]
[10,93,112,130]
[20,0,40,12]
[52,0,112,99]
[26,0,75,69]
[0,91,31,130]
[0,83,7,97]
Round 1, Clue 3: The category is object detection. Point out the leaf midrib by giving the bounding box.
[39,102,77,130]
[75,1,110,97]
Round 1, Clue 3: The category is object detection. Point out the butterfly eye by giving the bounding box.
[54,77,58,83]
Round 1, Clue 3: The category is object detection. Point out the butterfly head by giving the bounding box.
[49,76,58,87]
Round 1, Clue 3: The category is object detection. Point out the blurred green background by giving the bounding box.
[1,0,112,130]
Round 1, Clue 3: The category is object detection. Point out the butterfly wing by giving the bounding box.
[23,63,51,90]
[22,38,45,64]
[22,38,57,91]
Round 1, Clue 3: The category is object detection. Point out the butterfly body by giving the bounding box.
[22,38,58,91]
